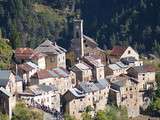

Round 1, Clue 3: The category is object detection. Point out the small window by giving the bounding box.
[128,50,131,54]
[130,94,133,98]
[85,44,88,47]
[76,32,79,38]
[130,87,132,91]
[84,40,86,43]
[126,88,128,91]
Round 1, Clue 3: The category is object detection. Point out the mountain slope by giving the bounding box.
[81,0,160,55]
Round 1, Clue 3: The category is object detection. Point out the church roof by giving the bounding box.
[35,39,66,55]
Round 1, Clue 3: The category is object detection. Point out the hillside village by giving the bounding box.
[0,19,158,120]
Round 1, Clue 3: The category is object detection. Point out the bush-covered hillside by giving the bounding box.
[81,0,160,55]
[0,0,160,56]
[0,35,12,69]
[0,0,77,49]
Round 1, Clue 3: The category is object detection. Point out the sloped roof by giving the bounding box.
[0,87,11,97]
[30,52,46,60]
[84,55,104,67]
[33,67,69,79]
[69,88,85,98]
[0,70,11,87]
[72,62,91,72]
[35,70,53,79]
[18,63,34,72]
[131,65,156,73]
[28,84,57,95]
[78,82,99,93]
[35,39,66,55]
[83,35,98,46]
[15,48,34,59]
[110,46,127,57]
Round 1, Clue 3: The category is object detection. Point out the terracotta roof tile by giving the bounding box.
[15,48,34,60]
[36,70,53,79]
[110,46,127,57]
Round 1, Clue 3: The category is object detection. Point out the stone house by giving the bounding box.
[71,19,106,65]
[63,79,110,119]
[20,84,60,112]
[120,57,143,67]
[83,55,105,80]
[0,70,23,119]
[30,52,46,69]
[109,46,139,63]
[35,40,66,69]
[30,67,76,95]
[17,62,39,86]
[0,87,12,120]
[0,70,16,95]
[109,75,140,118]
[63,88,91,119]
[71,62,92,83]
[127,65,156,106]
[105,62,128,77]
[127,65,156,91]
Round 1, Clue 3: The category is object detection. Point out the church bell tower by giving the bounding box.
[71,19,84,58]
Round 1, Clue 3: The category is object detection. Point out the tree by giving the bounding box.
[64,113,76,120]
[96,110,108,120]
[81,106,92,120]
[81,112,92,120]
[0,113,9,120]
[95,105,128,120]
[150,98,160,111]
[12,102,43,120]
[0,37,12,69]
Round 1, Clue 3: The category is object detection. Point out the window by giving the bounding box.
[130,94,133,98]
[76,32,79,38]
[99,90,101,94]
[130,87,132,91]
[85,44,88,47]
[84,40,86,43]
[80,99,83,101]
[50,57,54,62]
[126,88,128,91]
[128,50,131,54]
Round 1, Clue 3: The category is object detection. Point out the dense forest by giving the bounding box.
[0,0,160,56]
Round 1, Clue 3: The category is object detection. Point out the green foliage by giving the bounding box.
[12,102,43,120]
[95,105,128,120]
[0,0,77,49]
[0,113,9,120]
[81,112,92,120]
[150,98,160,111]
[148,73,160,113]
[0,38,12,69]
[85,105,93,113]
[81,0,160,55]
[96,110,108,120]
[64,113,76,120]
